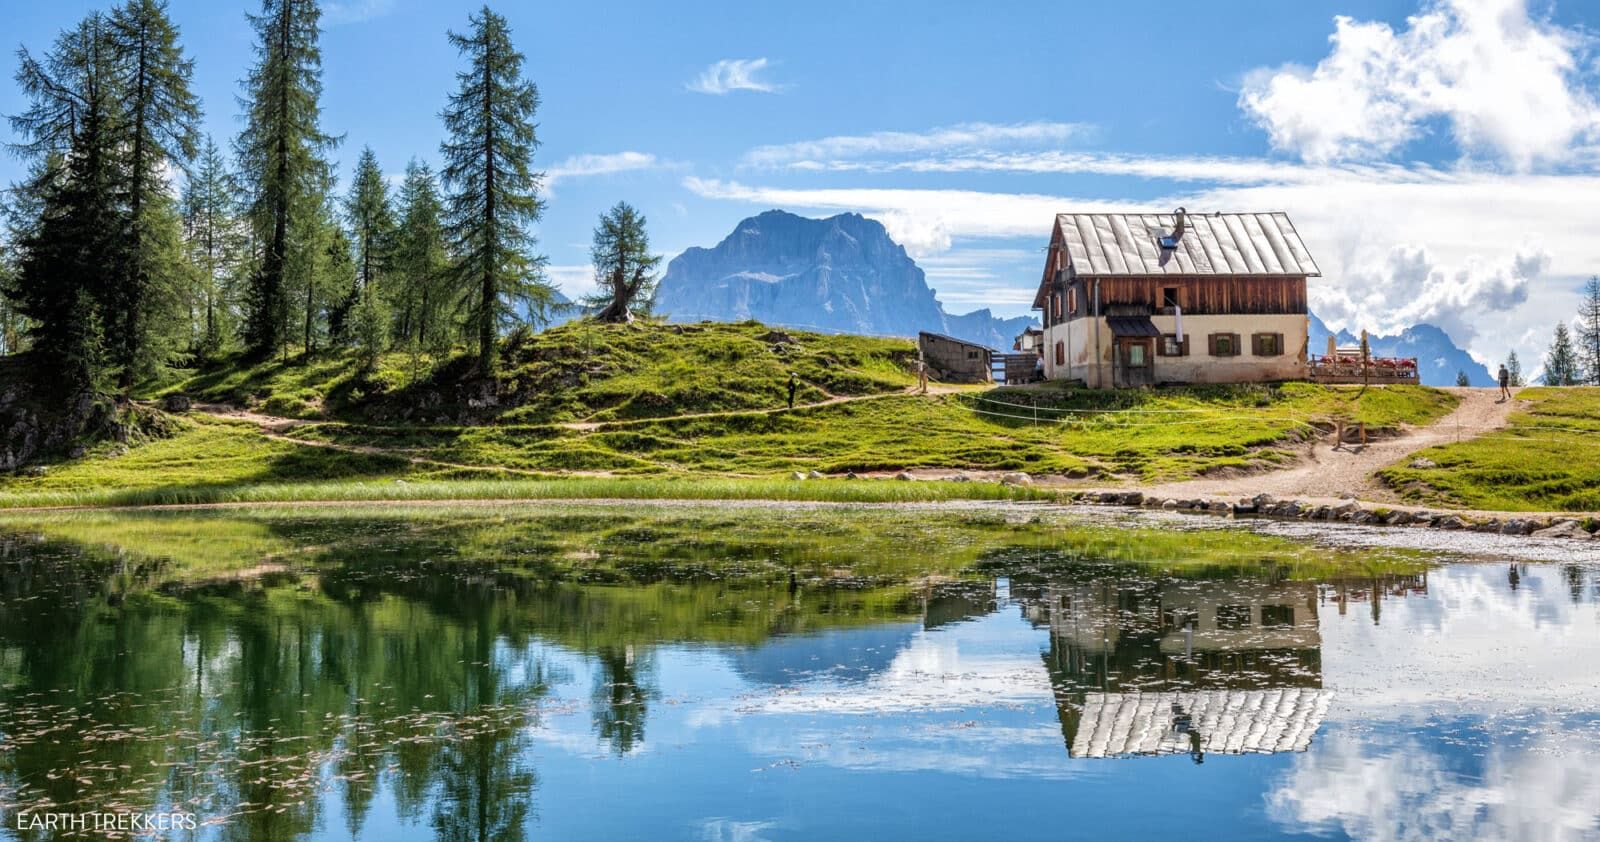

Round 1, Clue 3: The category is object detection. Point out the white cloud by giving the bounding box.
[683,176,1094,255]
[743,122,1091,169]
[918,249,1043,310]
[1269,727,1600,842]
[1238,0,1600,169]
[323,0,395,26]
[1317,245,1543,346]
[545,151,661,186]
[687,59,781,95]
[546,263,596,300]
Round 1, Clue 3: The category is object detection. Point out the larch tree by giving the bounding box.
[1577,277,1600,385]
[1544,322,1580,386]
[440,5,551,376]
[107,0,200,385]
[5,14,130,393]
[181,136,246,357]
[588,202,660,324]
[236,0,337,360]
[391,160,450,350]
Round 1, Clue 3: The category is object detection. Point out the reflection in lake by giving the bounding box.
[0,505,1595,840]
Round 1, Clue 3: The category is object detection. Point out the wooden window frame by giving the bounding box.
[1208,333,1241,357]
[1054,341,1065,366]
[1252,332,1284,357]
[1157,334,1190,357]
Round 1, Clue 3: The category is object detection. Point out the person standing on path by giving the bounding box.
[1497,364,1511,402]
[787,373,798,410]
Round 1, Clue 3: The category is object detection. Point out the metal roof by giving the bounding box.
[1070,689,1331,759]
[1056,212,1321,278]
[1107,315,1162,337]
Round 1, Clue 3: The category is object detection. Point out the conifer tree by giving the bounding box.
[299,200,350,354]
[1577,277,1600,385]
[5,14,129,393]
[589,202,660,324]
[181,136,246,356]
[237,0,337,359]
[1544,322,1580,386]
[440,6,551,376]
[391,160,450,349]
[108,0,200,384]
[345,147,394,297]
[1454,370,1470,387]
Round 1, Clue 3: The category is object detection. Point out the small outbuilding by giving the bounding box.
[918,331,991,383]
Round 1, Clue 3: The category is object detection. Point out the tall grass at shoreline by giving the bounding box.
[0,476,1055,510]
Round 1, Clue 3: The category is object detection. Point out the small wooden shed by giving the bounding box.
[918,331,991,383]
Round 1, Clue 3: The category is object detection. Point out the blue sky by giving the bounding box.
[3,0,1598,372]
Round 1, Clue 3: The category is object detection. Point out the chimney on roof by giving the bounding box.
[1159,207,1187,250]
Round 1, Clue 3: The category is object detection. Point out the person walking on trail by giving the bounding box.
[917,357,929,394]
[787,373,799,410]
[1497,364,1511,402]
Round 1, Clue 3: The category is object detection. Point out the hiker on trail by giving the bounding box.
[1497,364,1511,402]
[787,373,798,410]
[917,357,929,394]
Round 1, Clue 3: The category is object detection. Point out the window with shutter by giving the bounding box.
[1054,341,1065,366]
[1252,332,1283,356]
[1209,333,1238,357]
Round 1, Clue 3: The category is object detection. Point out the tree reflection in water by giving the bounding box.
[0,505,1453,839]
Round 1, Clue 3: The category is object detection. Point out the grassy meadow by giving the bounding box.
[0,320,1468,509]
[1377,387,1600,512]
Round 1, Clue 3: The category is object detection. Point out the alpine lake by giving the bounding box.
[0,501,1597,841]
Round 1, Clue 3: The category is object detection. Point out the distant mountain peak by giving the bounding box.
[654,210,1036,348]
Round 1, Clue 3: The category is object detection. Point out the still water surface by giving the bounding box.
[0,504,1596,840]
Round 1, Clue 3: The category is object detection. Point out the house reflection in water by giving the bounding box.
[1013,573,1331,762]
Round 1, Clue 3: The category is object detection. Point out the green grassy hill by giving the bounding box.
[0,320,1465,508]
[154,320,917,423]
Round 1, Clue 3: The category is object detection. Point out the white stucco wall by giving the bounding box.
[1041,314,1307,386]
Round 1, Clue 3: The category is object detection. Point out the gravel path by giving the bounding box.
[1109,387,1522,505]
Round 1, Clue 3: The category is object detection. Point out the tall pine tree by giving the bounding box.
[1544,322,1580,386]
[108,0,201,385]
[440,6,551,376]
[181,136,246,356]
[236,0,337,360]
[391,160,450,350]
[1577,276,1600,386]
[345,146,393,297]
[5,14,130,393]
